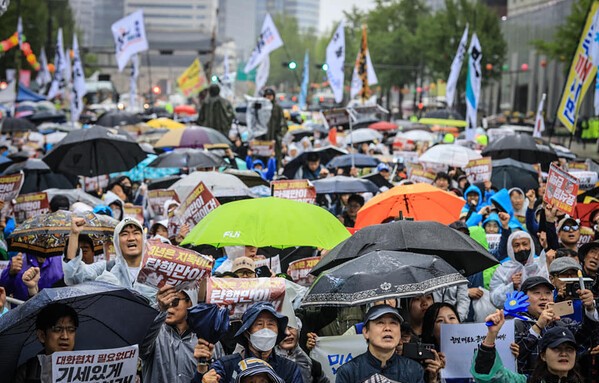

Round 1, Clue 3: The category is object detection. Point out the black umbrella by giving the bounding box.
[224,169,270,187]
[491,158,539,191]
[312,175,379,194]
[0,282,158,380]
[361,172,394,189]
[147,175,183,190]
[1,117,36,133]
[310,220,498,277]
[43,126,148,176]
[2,159,77,193]
[327,153,380,169]
[2,158,50,173]
[481,134,558,169]
[424,109,464,120]
[96,111,142,127]
[147,148,224,168]
[27,111,67,125]
[7,151,31,163]
[282,146,347,179]
[302,250,468,307]
[0,156,12,173]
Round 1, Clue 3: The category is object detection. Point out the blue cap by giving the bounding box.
[377,163,390,172]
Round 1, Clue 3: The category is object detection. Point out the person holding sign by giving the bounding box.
[471,310,583,383]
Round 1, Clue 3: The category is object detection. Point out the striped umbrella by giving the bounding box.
[154,125,232,149]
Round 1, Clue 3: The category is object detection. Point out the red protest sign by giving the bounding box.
[464,157,492,183]
[14,192,49,224]
[287,256,320,287]
[179,181,220,227]
[271,179,316,204]
[137,240,213,289]
[0,172,24,216]
[250,140,275,157]
[206,277,286,320]
[148,189,180,216]
[544,164,579,215]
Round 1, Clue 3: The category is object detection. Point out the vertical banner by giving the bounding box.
[299,50,309,110]
[244,13,284,73]
[350,50,377,100]
[129,54,139,111]
[254,56,270,97]
[310,335,368,382]
[446,25,469,109]
[36,48,52,88]
[326,22,345,103]
[47,28,65,99]
[533,93,546,138]
[465,33,482,141]
[71,34,85,123]
[111,9,149,72]
[356,24,370,101]
[557,1,599,133]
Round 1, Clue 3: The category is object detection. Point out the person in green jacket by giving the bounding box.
[198,84,235,137]
[471,309,584,383]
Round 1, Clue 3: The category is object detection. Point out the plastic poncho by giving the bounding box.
[461,184,486,219]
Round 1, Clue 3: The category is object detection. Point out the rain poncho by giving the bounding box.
[461,184,486,221]
[489,231,548,308]
[103,191,124,221]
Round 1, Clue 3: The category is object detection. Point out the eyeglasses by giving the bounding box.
[170,297,190,308]
[561,225,579,232]
[50,326,77,334]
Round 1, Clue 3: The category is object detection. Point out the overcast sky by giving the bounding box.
[319,0,376,35]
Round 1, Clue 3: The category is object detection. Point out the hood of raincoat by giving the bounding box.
[461,184,484,216]
[506,230,535,265]
[113,217,146,260]
[490,188,513,216]
[482,212,501,231]
[234,302,288,346]
[509,187,529,217]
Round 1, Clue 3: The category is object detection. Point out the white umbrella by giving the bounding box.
[169,171,254,200]
[343,128,383,146]
[419,144,482,168]
[398,130,435,142]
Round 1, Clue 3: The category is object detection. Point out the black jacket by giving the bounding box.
[334,349,424,383]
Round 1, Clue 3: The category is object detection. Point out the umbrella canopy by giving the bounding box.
[0,282,158,380]
[27,111,67,125]
[312,176,379,194]
[368,121,398,131]
[96,111,142,127]
[311,220,498,277]
[8,210,117,257]
[181,197,350,249]
[109,154,180,182]
[169,171,252,199]
[44,188,103,208]
[303,121,329,134]
[148,149,223,169]
[482,134,558,167]
[174,105,197,115]
[154,126,232,149]
[223,169,270,188]
[343,128,383,145]
[533,137,576,160]
[1,117,36,133]
[491,158,539,191]
[355,183,465,228]
[43,126,148,176]
[418,118,467,128]
[147,118,186,129]
[302,251,468,307]
[423,109,464,120]
[2,158,50,173]
[327,153,380,169]
[419,144,482,168]
[398,130,435,142]
[282,146,347,179]
[2,159,78,193]
[148,175,183,190]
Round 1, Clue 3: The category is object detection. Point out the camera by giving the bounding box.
[559,277,594,299]
[402,343,435,361]
[255,265,272,278]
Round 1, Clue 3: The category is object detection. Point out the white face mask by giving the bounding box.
[249,328,278,352]
[112,208,122,219]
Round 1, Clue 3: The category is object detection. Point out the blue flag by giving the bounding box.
[299,50,309,110]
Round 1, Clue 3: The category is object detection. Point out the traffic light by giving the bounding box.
[321,63,328,71]
[288,61,297,70]
[152,86,161,95]
[211,75,218,83]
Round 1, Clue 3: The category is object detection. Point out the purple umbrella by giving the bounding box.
[154,126,232,149]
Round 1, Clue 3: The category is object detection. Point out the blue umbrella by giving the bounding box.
[327,153,380,169]
[0,282,158,380]
[187,303,229,344]
[110,154,180,182]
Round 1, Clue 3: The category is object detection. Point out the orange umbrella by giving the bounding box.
[355,183,464,228]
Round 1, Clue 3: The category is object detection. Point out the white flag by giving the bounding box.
[71,34,85,123]
[465,33,482,141]
[36,48,52,88]
[254,56,270,97]
[533,93,547,138]
[244,14,283,73]
[350,50,377,99]
[223,55,230,82]
[111,10,149,72]
[47,28,65,99]
[129,54,139,111]
[446,25,468,109]
[17,16,23,49]
[326,22,345,103]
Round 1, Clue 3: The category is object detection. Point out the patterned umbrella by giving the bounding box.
[154,126,232,149]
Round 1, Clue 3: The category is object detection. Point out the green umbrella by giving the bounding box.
[180,197,350,250]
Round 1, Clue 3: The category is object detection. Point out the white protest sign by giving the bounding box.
[254,254,282,274]
[440,320,515,379]
[51,345,138,383]
[310,334,367,382]
[572,170,598,190]
[486,234,501,252]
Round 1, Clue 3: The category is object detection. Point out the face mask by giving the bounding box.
[514,249,529,263]
[249,328,278,352]
[112,208,122,219]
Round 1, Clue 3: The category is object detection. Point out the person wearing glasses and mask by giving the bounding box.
[12,303,78,383]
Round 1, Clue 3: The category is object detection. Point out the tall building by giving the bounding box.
[69,0,124,48]
[125,0,218,33]
[423,0,507,17]
[507,0,549,17]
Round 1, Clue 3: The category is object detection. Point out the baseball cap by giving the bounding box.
[539,327,576,351]
[235,357,284,383]
[549,257,582,275]
[519,276,554,293]
[232,256,256,273]
[377,163,390,172]
[557,217,579,232]
[364,304,404,324]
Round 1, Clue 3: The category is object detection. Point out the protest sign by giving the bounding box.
[14,192,49,224]
[440,320,515,379]
[137,240,213,289]
[147,189,179,216]
[321,108,350,129]
[50,345,138,383]
[486,233,501,252]
[544,164,579,215]
[0,172,24,216]
[254,254,282,274]
[271,179,316,204]
[206,277,286,320]
[249,139,275,157]
[123,205,144,225]
[82,175,109,193]
[310,334,368,382]
[571,170,598,191]
[392,150,419,165]
[578,226,595,247]
[464,157,492,183]
[408,163,436,184]
[568,161,590,171]
[287,256,320,286]
[102,242,116,262]
[169,181,219,237]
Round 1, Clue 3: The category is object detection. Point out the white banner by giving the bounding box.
[326,22,345,103]
[465,33,482,141]
[533,93,546,138]
[71,34,85,124]
[47,28,65,99]
[17,16,23,49]
[254,254,281,274]
[310,334,367,382]
[111,10,149,72]
[440,320,515,379]
[244,13,283,73]
[350,50,378,99]
[129,54,139,111]
[36,48,52,88]
[446,25,468,109]
[254,56,270,97]
[572,170,599,190]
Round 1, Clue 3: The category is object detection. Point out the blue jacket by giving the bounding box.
[335,350,424,383]
[461,185,486,215]
[489,189,525,232]
[246,156,277,181]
